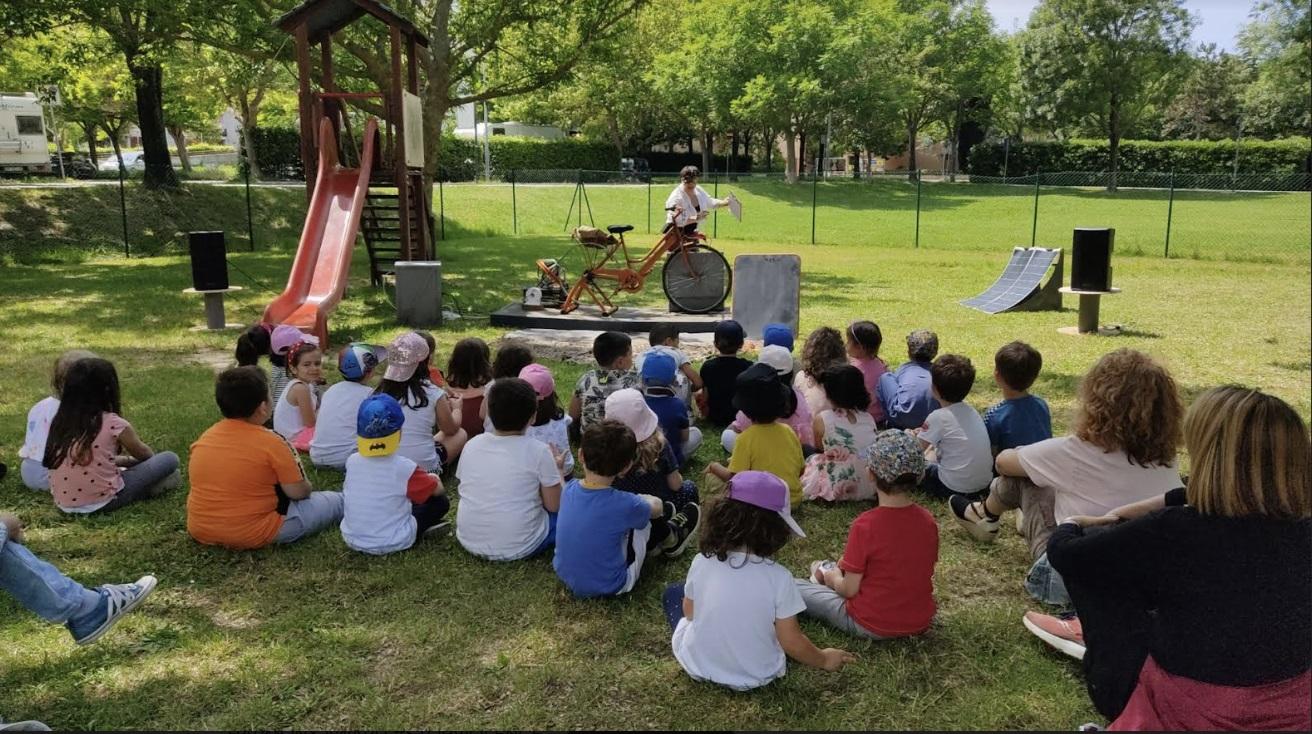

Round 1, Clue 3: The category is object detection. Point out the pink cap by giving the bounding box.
[604,388,659,442]
[383,332,430,382]
[519,363,556,399]
[271,324,318,354]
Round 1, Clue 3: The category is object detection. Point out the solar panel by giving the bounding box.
[962,248,1061,314]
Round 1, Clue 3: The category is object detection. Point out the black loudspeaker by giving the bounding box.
[188,231,228,291]
[1071,228,1114,291]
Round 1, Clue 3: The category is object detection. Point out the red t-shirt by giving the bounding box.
[839,504,938,637]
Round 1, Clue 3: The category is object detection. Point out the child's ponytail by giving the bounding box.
[236,324,273,366]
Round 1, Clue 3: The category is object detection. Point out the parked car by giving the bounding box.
[98,151,145,172]
[621,157,651,182]
[50,153,96,179]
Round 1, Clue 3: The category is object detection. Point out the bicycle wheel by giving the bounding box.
[661,244,731,314]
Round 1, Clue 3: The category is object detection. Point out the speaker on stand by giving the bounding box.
[188,230,229,291]
[1070,227,1114,291]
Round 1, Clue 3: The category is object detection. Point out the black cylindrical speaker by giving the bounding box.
[1071,228,1114,291]
[188,231,228,291]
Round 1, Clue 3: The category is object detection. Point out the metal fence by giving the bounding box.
[435,169,1312,263]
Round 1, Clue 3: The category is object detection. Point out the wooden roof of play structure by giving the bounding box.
[276,0,429,46]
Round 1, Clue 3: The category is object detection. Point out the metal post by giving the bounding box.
[117,157,129,257]
[713,171,719,238]
[810,169,818,245]
[438,179,445,240]
[1030,171,1041,246]
[646,177,651,234]
[577,169,583,228]
[914,170,922,249]
[244,149,255,251]
[1002,138,1010,180]
[1164,170,1175,258]
[511,168,517,234]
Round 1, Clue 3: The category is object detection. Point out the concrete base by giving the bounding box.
[490,302,728,334]
[1058,324,1124,336]
[499,329,717,364]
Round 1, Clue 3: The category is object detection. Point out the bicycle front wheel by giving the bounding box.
[662,245,731,314]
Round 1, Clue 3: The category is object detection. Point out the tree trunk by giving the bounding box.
[906,120,918,182]
[82,124,99,167]
[783,129,797,184]
[125,56,179,189]
[103,123,125,172]
[729,130,738,176]
[237,97,262,179]
[701,131,712,173]
[170,124,192,173]
[763,127,772,171]
[798,131,806,178]
[1107,92,1121,192]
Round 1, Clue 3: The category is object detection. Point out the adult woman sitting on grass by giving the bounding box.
[1045,386,1310,729]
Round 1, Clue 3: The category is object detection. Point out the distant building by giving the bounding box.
[452,121,568,140]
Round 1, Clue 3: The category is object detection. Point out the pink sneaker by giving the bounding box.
[1023,611,1086,660]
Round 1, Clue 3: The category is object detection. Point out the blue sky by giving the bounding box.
[985,0,1255,51]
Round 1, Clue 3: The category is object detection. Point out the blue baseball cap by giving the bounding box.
[338,343,387,381]
[356,394,405,457]
[641,351,678,386]
[763,323,794,352]
[714,320,745,342]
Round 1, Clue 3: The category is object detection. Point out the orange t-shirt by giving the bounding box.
[187,418,306,549]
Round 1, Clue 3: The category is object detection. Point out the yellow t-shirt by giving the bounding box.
[729,421,804,507]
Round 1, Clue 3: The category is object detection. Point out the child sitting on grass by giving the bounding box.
[44,358,180,514]
[520,363,574,477]
[19,349,95,491]
[982,341,1052,454]
[446,337,493,441]
[235,323,272,368]
[605,389,701,553]
[274,341,324,451]
[723,345,813,454]
[188,367,344,549]
[801,365,881,502]
[375,332,466,473]
[697,320,750,425]
[663,470,854,691]
[707,363,805,507]
[796,430,939,640]
[309,343,386,470]
[641,352,702,464]
[456,377,567,561]
[636,323,703,407]
[846,320,887,425]
[569,331,639,433]
[478,342,536,433]
[877,329,940,429]
[794,327,848,416]
[341,394,449,555]
[913,354,993,499]
[268,324,315,408]
[554,420,690,598]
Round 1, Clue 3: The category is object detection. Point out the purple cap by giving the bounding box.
[727,470,805,537]
[271,324,318,355]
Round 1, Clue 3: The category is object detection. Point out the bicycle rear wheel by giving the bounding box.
[661,244,731,314]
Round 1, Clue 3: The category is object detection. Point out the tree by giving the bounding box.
[1239,0,1311,139]
[164,47,228,172]
[1161,45,1249,140]
[1020,0,1193,189]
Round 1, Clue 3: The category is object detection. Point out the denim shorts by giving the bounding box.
[1025,552,1072,608]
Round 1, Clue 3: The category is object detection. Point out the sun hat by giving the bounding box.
[762,323,794,352]
[640,351,678,387]
[867,429,927,485]
[907,329,939,362]
[714,320,745,343]
[356,394,405,457]
[732,362,788,416]
[519,363,556,399]
[758,345,793,376]
[604,388,659,442]
[338,343,387,381]
[383,332,430,382]
[271,324,319,355]
[727,471,805,538]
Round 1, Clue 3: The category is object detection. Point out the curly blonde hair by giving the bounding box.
[630,431,667,474]
[1074,349,1182,468]
[801,327,847,376]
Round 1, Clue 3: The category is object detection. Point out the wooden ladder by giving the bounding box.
[361,169,433,286]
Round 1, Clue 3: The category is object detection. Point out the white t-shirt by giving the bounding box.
[664,185,724,232]
[273,378,317,440]
[526,416,574,476]
[1018,435,1183,521]
[397,383,445,472]
[671,551,807,691]
[341,452,418,555]
[309,381,374,469]
[455,433,561,561]
[20,396,59,461]
[921,402,994,493]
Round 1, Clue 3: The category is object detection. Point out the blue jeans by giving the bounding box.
[663,582,686,632]
[1024,552,1072,608]
[0,523,101,625]
[274,491,345,544]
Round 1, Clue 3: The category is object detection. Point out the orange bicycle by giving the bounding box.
[535,206,732,316]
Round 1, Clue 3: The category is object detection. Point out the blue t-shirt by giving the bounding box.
[877,360,939,429]
[983,395,1053,452]
[554,479,652,598]
[645,393,691,464]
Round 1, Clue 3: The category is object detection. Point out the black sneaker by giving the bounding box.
[663,503,701,558]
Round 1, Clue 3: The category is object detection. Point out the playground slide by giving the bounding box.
[261,116,378,347]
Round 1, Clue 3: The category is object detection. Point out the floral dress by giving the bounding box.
[802,409,880,501]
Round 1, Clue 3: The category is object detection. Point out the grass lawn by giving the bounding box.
[1,232,1309,730]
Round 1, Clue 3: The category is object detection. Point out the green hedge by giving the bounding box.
[438,135,615,181]
[967,138,1311,176]
[249,127,304,180]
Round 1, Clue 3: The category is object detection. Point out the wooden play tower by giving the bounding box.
[276,0,434,285]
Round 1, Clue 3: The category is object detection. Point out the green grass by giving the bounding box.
[1,228,1310,729]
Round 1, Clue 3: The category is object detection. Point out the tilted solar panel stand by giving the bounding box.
[961,247,1064,315]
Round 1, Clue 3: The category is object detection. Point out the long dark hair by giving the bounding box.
[447,338,492,389]
[44,358,121,469]
[235,324,272,366]
[492,344,534,379]
[697,496,792,562]
[533,390,565,427]
[375,358,432,410]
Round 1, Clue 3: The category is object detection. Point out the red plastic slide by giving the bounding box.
[262,116,378,346]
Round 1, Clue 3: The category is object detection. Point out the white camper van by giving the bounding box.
[0,93,51,174]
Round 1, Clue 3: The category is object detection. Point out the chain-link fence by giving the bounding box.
[435,169,1311,263]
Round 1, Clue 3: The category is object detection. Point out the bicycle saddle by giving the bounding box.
[606,224,635,234]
